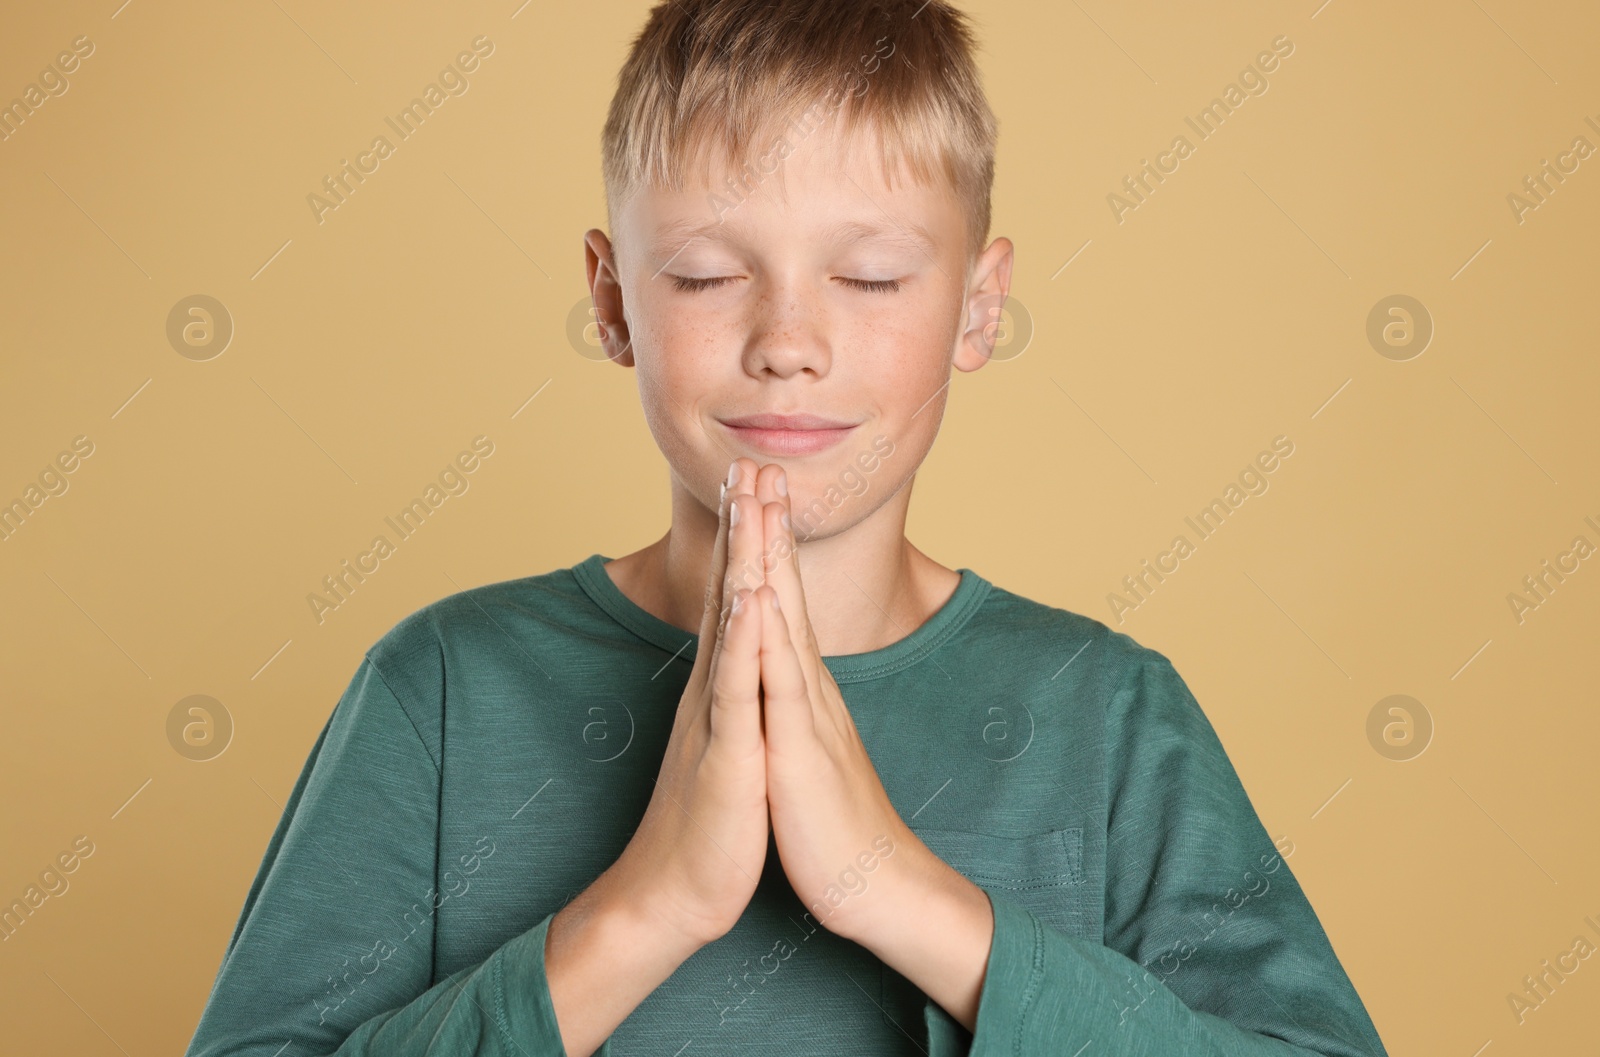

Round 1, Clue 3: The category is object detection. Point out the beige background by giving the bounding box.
[2,0,1597,1053]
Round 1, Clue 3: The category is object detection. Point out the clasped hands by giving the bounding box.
[710,454,918,943]
[616,456,993,1031]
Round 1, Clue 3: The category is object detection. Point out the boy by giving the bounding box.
[185,1,1389,1054]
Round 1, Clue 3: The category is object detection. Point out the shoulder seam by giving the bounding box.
[1100,649,1156,865]
[363,647,443,777]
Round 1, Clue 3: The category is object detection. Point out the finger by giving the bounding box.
[759,466,822,667]
[708,588,764,748]
[698,458,744,654]
[711,459,763,674]
[752,462,789,584]
[756,584,814,747]
[720,459,763,628]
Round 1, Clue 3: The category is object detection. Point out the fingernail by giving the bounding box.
[726,460,740,488]
[730,499,741,526]
[771,590,781,611]
[719,480,726,506]
[731,591,744,615]
[781,511,791,532]
[776,470,787,496]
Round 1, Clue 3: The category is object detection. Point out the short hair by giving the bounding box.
[600,0,999,271]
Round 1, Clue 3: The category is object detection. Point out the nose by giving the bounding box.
[742,281,833,380]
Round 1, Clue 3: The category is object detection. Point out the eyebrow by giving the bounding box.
[648,215,940,263]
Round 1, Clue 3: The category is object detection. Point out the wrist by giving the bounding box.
[846,853,994,1033]
[596,866,719,958]
[840,838,988,954]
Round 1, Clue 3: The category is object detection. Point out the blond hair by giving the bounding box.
[600,0,999,269]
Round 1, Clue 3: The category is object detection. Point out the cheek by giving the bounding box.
[630,323,733,461]
[632,310,719,395]
[871,309,959,397]
[891,283,964,361]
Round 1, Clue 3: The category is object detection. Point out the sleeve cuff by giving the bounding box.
[491,912,572,1053]
[968,888,1048,1056]
[922,888,1045,1057]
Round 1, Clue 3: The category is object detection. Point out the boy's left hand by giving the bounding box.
[737,459,961,947]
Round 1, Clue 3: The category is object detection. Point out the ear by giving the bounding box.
[584,228,635,367]
[953,236,1015,374]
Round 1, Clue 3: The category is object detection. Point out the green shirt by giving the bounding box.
[185,553,1388,1056]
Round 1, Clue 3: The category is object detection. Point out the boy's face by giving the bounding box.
[586,116,1011,540]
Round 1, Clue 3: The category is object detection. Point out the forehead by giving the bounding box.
[623,117,957,260]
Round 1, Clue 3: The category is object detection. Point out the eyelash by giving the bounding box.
[670,275,901,294]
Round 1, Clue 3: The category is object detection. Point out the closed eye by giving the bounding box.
[670,275,736,292]
[838,277,901,294]
[669,275,902,294]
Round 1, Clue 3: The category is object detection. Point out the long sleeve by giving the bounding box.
[183,652,569,1056]
[925,653,1389,1057]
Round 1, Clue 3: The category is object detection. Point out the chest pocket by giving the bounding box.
[911,826,1089,937]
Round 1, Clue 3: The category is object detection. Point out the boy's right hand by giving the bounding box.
[606,457,770,948]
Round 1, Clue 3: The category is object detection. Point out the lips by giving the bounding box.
[717,413,861,456]
[719,412,859,430]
